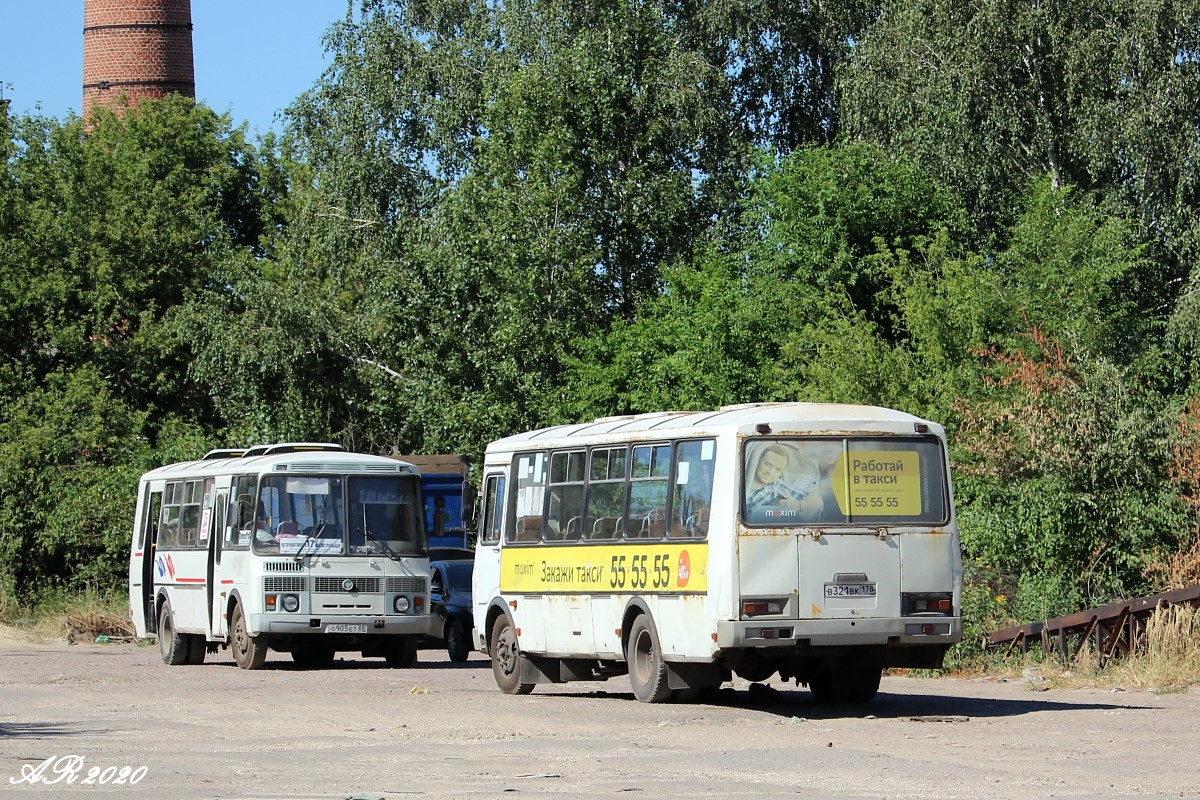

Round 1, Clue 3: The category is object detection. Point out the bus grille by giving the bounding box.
[387,576,426,594]
[263,561,304,572]
[264,577,306,592]
[287,462,405,473]
[313,577,382,593]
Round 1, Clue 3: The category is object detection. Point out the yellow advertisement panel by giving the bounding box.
[501,543,708,594]
[831,451,923,515]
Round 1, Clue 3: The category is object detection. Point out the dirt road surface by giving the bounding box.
[1,635,1197,799]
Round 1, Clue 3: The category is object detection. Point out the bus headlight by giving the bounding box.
[282,594,300,613]
[393,596,410,613]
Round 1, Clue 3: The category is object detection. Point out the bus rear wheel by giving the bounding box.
[627,615,672,703]
[229,603,268,670]
[490,615,534,695]
[157,602,190,666]
[808,661,882,704]
[384,636,418,668]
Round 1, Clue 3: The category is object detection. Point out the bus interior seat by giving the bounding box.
[515,516,542,542]
[590,516,617,540]
[564,516,583,541]
[276,520,301,537]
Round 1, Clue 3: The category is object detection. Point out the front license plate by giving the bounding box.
[325,624,367,634]
[824,583,876,598]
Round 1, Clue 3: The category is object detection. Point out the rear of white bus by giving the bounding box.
[720,421,961,702]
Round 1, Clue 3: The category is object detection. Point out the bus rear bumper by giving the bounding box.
[716,617,961,649]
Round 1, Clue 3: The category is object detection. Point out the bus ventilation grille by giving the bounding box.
[314,577,382,593]
[386,576,426,594]
[264,577,306,593]
[263,561,304,572]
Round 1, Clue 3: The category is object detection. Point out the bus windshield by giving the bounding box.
[742,437,948,526]
[252,474,426,555]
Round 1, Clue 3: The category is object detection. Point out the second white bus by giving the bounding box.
[472,403,962,702]
[129,443,432,669]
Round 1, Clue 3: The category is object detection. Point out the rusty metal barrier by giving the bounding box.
[987,584,1200,667]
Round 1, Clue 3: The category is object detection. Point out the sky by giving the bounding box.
[0,1,348,135]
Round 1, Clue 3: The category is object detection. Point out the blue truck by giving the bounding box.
[394,454,473,551]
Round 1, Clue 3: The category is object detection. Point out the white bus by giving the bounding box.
[128,443,431,669]
[472,403,961,703]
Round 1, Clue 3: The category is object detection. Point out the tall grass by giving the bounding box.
[0,583,132,642]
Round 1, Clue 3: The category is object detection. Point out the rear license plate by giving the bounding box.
[325,624,367,634]
[824,583,876,598]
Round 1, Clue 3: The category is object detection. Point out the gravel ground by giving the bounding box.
[1,634,1197,799]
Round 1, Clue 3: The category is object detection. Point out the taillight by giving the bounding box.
[741,599,783,617]
[903,592,953,616]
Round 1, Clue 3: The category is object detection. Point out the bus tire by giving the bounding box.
[384,636,418,668]
[229,603,268,670]
[157,602,189,666]
[292,643,336,668]
[185,633,207,665]
[490,615,534,695]
[627,615,672,703]
[446,619,470,663]
[808,661,881,704]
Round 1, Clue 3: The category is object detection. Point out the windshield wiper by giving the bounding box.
[360,524,405,563]
[293,521,332,562]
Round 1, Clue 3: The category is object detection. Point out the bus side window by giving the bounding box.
[546,450,585,542]
[509,453,546,544]
[670,439,716,540]
[585,447,627,541]
[159,481,182,548]
[627,445,669,540]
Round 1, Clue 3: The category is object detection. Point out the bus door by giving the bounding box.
[137,485,163,634]
[207,487,229,639]
[797,529,901,622]
[473,471,506,648]
[791,439,918,621]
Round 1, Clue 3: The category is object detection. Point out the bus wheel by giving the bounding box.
[157,602,189,666]
[808,661,881,704]
[446,619,470,663]
[229,604,268,670]
[384,636,418,668]
[292,643,336,668]
[185,633,207,665]
[627,615,672,703]
[490,615,534,695]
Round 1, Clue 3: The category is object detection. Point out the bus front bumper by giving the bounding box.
[251,613,432,636]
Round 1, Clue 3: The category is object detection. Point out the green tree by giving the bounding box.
[0,98,288,600]
[566,143,966,419]
[839,0,1200,294]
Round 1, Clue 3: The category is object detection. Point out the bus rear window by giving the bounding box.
[742,437,948,526]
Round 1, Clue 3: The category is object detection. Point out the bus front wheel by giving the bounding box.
[490,615,534,695]
[229,604,268,670]
[627,615,672,703]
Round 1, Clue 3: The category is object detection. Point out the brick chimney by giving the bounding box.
[83,0,195,119]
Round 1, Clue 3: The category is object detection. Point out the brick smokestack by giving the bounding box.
[83,0,195,119]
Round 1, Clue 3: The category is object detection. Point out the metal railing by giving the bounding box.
[987,584,1200,667]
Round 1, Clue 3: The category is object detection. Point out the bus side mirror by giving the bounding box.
[463,482,479,530]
